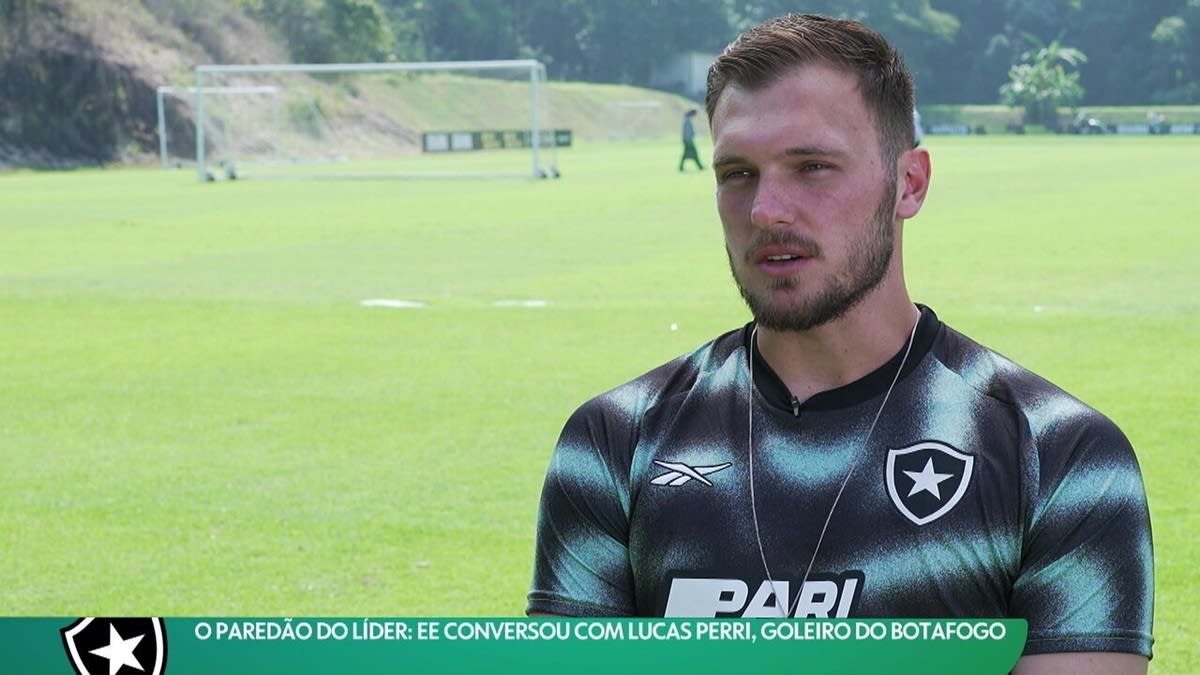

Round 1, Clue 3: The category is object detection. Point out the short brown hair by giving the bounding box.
[705,13,915,165]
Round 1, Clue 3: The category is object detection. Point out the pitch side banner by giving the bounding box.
[6,617,1025,674]
[422,129,573,152]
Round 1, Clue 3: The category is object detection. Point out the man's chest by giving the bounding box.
[626,407,1025,618]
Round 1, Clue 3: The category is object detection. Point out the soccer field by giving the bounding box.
[2,135,1196,672]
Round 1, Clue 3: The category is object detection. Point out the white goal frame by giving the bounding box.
[156,85,282,168]
[192,59,556,181]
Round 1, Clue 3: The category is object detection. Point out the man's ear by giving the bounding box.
[896,147,931,219]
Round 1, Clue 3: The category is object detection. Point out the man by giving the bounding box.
[528,13,1153,674]
[679,108,703,171]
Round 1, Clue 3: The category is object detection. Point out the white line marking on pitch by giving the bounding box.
[360,299,427,308]
[492,299,549,307]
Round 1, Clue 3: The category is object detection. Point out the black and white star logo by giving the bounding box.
[61,618,168,675]
[89,624,145,675]
[903,458,954,499]
[886,441,974,526]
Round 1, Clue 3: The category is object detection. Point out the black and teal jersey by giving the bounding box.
[527,306,1153,658]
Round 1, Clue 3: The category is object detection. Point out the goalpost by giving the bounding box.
[156,85,282,169]
[189,59,561,181]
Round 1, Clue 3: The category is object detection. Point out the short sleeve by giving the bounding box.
[526,402,637,616]
[1012,413,1154,657]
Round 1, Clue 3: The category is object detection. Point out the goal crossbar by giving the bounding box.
[195,59,541,76]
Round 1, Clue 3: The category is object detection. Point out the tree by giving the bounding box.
[409,0,521,63]
[581,0,730,85]
[729,0,960,103]
[999,38,1087,127]
[239,0,394,63]
[321,0,395,62]
[1148,2,1199,103]
[1068,0,1166,105]
[509,0,594,80]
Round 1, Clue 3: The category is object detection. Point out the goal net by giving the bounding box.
[610,101,665,140]
[174,60,561,181]
[156,85,283,170]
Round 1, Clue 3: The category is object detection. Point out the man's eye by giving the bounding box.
[719,169,752,182]
[802,162,831,172]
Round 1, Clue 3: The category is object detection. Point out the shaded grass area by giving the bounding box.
[1,135,1196,672]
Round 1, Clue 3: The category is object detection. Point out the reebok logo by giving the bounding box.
[650,460,732,487]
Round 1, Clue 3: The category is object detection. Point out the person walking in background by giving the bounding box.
[679,108,703,171]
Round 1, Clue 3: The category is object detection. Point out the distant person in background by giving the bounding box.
[679,108,704,171]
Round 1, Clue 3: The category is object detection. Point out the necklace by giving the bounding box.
[747,313,920,618]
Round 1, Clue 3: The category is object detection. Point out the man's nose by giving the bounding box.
[749,174,792,229]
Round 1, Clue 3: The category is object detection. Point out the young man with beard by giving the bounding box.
[527,13,1153,674]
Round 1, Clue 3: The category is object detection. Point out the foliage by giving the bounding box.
[1148,2,1200,103]
[6,0,1200,165]
[576,0,731,84]
[322,0,395,62]
[0,0,42,22]
[238,0,394,63]
[999,39,1087,127]
[734,0,961,100]
[0,0,54,50]
[12,0,1200,106]
[392,0,731,85]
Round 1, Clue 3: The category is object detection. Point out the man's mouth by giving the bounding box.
[754,248,814,278]
[754,246,814,264]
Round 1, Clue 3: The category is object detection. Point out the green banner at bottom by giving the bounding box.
[7,617,1026,674]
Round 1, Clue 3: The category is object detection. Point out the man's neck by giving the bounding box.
[755,298,921,405]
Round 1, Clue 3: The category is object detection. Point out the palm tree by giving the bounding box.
[999,37,1088,129]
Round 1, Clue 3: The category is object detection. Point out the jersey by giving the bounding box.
[527,306,1154,658]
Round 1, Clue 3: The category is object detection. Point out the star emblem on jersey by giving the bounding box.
[61,617,168,675]
[885,441,974,526]
[651,460,733,487]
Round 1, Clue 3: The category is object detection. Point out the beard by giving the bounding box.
[728,180,897,332]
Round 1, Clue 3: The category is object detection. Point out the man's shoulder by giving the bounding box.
[572,325,747,424]
[933,321,1127,443]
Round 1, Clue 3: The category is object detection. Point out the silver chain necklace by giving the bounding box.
[747,314,920,618]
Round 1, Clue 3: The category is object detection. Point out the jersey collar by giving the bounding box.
[745,304,941,414]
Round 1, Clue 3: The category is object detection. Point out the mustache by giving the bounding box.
[743,230,822,264]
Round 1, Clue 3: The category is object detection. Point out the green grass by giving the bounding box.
[1,135,1197,673]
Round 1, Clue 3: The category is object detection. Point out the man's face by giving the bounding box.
[711,63,900,332]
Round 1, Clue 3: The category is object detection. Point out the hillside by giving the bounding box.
[0,0,284,167]
[0,0,701,169]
